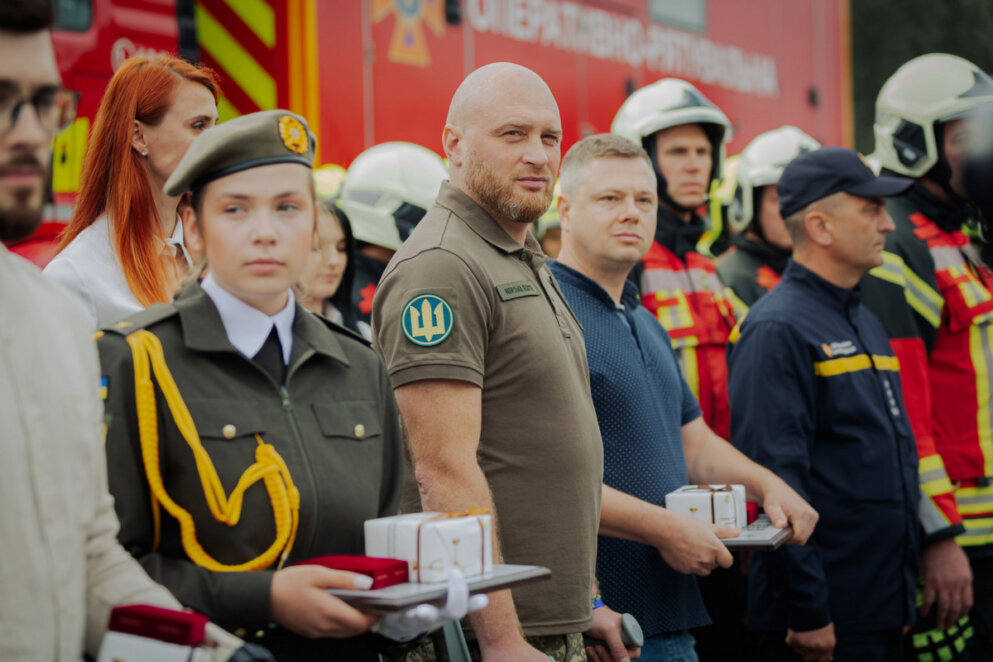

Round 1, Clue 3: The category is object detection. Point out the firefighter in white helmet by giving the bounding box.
[611,78,738,438]
[717,126,820,307]
[338,142,448,336]
[611,78,745,662]
[860,53,993,661]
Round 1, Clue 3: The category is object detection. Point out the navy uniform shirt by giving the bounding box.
[550,260,710,637]
[727,260,920,633]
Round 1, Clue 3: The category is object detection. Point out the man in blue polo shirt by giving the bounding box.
[727,147,920,662]
[549,133,818,662]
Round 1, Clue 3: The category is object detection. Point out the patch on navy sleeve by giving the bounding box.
[100,376,108,401]
[495,280,539,301]
[402,294,454,346]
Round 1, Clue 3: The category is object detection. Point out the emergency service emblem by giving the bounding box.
[402,294,453,346]
[278,115,308,154]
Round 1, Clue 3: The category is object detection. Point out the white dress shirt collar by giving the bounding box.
[200,273,296,364]
[164,217,192,267]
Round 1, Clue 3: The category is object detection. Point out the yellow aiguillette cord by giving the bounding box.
[126,330,300,572]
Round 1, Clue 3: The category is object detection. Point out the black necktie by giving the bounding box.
[254,326,286,384]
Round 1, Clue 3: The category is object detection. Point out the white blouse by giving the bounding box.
[43,216,190,331]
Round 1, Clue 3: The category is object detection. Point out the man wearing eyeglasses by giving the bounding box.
[0,6,77,242]
[0,3,250,660]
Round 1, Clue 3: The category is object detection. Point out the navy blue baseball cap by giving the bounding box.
[778,146,912,218]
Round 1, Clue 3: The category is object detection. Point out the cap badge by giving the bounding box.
[402,294,454,347]
[278,115,308,155]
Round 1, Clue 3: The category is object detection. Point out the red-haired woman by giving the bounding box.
[44,55,218,330]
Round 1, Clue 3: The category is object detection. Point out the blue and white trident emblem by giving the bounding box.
[401,294,454,346]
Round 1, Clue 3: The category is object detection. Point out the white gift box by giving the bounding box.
[665,484,747,528]
[365,512,493,583]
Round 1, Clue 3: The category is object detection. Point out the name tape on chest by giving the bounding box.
[496,280,540,301]
[402,294,454,347]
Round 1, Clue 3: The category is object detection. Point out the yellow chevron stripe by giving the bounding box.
[196,4,276,110]
[217,96,240,122]
[222,0,275,48]
[970,323,993,477]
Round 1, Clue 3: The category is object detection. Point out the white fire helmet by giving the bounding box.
[728,126,820,232]
[873,53,993,179]
[338,142,448,251]
[611,78,732,187]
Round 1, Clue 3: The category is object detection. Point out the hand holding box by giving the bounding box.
[665,484,747,527]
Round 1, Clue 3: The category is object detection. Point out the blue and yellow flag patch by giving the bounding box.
[402,294,453,347]
[100,376,108,401]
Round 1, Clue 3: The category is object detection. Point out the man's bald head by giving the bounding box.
[446,63,557,129]
[442,63,562,231]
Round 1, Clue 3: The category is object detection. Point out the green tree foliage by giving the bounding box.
[852,0,993,153]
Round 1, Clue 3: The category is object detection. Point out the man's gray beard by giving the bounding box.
[464,157,552,225]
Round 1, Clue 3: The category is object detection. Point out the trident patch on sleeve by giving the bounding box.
[402,294,454,347]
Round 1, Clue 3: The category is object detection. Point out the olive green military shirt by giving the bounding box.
[98,282,403,660]
[372,182,603,636]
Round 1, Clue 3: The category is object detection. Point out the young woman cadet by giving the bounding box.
[45,56,218,329]
[96,110,407,661]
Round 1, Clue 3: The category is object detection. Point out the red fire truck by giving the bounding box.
[11,0,852,265]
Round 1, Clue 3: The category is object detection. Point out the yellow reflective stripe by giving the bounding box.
[221,0,275,47]
[870,252,942,328]
[725,287,749,318]
[872,355,900,371]
[814,355,871,375]
[919,455,955,496]
[869,253,904,285]
[195,4,276,110]
[957,517,993,546]
[729,322,742,345]
[217,95,240,122]
[970,323,993,476]
[813,354,899,376]
[921,475,955,497]
[903,262,943,327]
[679,346,700,401]
[955,485,993,514]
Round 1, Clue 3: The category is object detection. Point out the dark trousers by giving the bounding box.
[691,555,752,662]
[754,628,904,662]
[967,554,993,658]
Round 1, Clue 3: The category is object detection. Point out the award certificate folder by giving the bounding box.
[327,564,550,612]
[720,514,793,550]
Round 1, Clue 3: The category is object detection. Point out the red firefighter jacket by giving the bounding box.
[632,208,742,438]
[861,183,991,548]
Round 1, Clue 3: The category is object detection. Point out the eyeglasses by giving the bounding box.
[1,85,80,136]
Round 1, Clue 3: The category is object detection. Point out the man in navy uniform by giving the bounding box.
[727,147,919,662]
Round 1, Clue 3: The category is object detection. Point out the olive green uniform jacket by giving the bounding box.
[97,281,403,661]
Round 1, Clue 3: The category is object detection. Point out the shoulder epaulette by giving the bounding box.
[102,302,180,336]
[313,314,372,347]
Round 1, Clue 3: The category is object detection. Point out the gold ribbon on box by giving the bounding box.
[414,508,491,582]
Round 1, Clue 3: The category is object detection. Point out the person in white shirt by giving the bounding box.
[44,54,219,329]
[0,4,244,659]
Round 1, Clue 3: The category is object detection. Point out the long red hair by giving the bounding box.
[58,56,219,306]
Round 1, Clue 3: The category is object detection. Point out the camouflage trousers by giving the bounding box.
[398,629,587,662]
